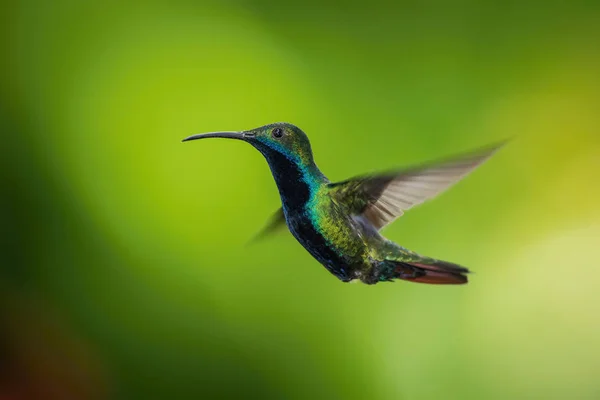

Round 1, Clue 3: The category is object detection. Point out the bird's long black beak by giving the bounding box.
[182,131,248,142]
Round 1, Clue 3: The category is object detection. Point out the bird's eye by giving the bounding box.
[272,128,283,138]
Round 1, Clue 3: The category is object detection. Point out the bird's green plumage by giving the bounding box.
[184,122,503,285]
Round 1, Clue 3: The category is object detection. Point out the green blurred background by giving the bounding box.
[1,0,599,399]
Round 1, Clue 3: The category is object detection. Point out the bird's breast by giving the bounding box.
[285,202,370,282]
[285,213,351,281]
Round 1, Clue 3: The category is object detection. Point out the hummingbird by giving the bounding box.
[183,123,503,285]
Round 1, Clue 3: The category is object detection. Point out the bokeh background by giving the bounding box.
[2,0,599,399]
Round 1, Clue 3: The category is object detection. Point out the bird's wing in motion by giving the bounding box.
[247,207,287,244]
[328,142,505,230]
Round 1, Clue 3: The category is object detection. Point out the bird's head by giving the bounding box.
[183,122,315,166]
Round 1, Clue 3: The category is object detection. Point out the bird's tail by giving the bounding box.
[377,259,469,285]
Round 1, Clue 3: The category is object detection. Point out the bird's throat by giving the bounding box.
[261,148,327,212]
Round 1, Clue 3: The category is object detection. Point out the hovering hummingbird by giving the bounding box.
[183,123,503,285]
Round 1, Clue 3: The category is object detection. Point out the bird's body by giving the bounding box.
[184,123,503,285]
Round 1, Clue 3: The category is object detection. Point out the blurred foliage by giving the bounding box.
[1,0,599,399]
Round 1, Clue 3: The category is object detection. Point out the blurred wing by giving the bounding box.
[329,142,505,230]
[247,207,287,244]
